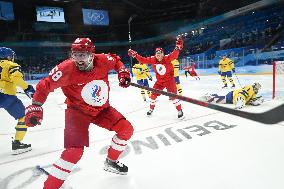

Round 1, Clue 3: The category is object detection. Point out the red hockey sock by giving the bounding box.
[107,135,128,161]
[150,95,157,110]
[176,104,182,111]
[43,175,64,189]
[171,99,182,111]
[43,147,84,189]
[107,147,122,161]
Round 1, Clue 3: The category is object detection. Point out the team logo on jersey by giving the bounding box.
[81,80,108,106]
[155,64,166,76]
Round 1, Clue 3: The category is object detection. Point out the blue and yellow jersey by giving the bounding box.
[132,63,150,80]
[232,85,257,104]
[0,60,28,95]
[171,59,180,77]
[219,57,234,72]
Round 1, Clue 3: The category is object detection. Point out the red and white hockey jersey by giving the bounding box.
[33,53,125,116]
[135,49,179,83]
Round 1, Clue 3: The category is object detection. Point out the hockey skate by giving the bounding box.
[231,84,236,88]
[147,109,153,116]
[104,158,128,175]
[12,140,32,155]
[178,110,185,119]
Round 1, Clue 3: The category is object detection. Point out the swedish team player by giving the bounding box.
[132,61,152,101]
[0,47,35,154]
[201,83,263,109]
[171,59,183,95]
[218,54,236,88]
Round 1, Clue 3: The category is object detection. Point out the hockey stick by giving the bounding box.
[128,14,137,68]
[234,73,243,88]
[36,165,49,175]
[17,91,31,99]
[129,82,284,124]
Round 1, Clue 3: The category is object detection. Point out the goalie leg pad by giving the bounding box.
[202,93,226,104]
[235,96,246,109]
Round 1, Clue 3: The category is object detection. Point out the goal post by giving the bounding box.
[272,61,284,99]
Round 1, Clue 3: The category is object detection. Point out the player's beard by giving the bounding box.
[75,55,94,71]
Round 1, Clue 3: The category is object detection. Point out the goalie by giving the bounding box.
[201,83,264,109]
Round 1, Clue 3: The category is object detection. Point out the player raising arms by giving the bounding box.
[0,47,35,155]
[128,37,185,119]
[132,61,152,101]
[201,82,263,109]
[24,38,134,189]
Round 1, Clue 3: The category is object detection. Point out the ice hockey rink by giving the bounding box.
[1,73,284,189]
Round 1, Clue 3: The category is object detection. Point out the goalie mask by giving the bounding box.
[252,82,261,93]
[71,38,95,71]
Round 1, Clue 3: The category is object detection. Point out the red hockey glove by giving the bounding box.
[175,37,184,50]
[128,49,137,58]
[118,68,131,88]
[25,104,43,127]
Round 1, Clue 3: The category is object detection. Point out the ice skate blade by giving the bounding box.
[104,167,128,175]
[12,147,32,155]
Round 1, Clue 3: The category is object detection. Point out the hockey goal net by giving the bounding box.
[273,61,284,99]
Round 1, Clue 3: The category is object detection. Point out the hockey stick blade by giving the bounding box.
[36,165,49,175]
[129,82,284,124]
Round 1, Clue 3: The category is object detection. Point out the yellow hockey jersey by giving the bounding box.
[233,85,257,104]
[0,60,28,95]
[171,59,180,77]
[219,57,234,72]
[132,63,150,80]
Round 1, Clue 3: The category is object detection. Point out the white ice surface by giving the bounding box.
[0,74,284,189]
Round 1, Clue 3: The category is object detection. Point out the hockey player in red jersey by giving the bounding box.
[24,38,133,189]
[183,62,200,80]
[128,37,185,119]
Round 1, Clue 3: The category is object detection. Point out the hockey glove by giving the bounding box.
[175,37,184,50]
[148,75,153,81]
[25,104,43,127]
[128,49,137,58]
[24,85,35,99]
[118,68,131,88]
[232,68,236,73]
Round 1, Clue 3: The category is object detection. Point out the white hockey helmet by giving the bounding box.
[252,82,261,93]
